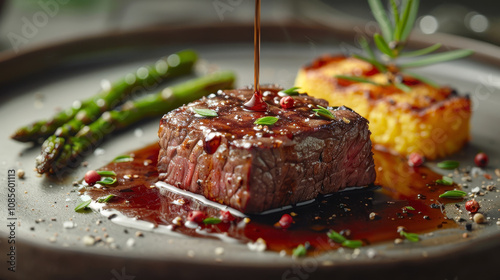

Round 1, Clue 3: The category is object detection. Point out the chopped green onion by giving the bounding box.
[193,108,218,117]
[74,200,91,212]
[327,230,347,243]
[113,155,133,163]
[292,244,307,258]
[254,116,279,126]
[328,230,363,248]
[341,240,363,249]
[404,206,415,211]
[96,177,117,185]
[203,217,222,225]
[436,176,453,185]
[437,160,460,170]
[97,194,115,203]
[400,230,420,242]
[313,105,336,120]
[439,190,467,199]
[96,170,116,177]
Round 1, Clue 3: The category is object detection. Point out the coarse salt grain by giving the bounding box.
[172,217,183,226]
[134,128,144,137]
[126,238,135,247]
[214,247,224,255]
[473,213,485,224]
[94,148,105,156]
[247,238,266,252]
[63,221,76,229]
[471,167,483,178]
[394,238,403,245]
[82,235,95,246]
[366,248,377,258]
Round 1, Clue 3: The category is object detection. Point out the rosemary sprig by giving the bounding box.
[399,43,441,57]
[336,75,411,92]
[401,70,439,88]
[336,75,379,85]
[399,49,474,68]
[343,0,473,89]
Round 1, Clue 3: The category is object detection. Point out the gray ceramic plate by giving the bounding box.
[1,24,500,280]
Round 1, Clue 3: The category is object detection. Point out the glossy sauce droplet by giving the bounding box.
[244,91,268,111]
[204,133,221,154]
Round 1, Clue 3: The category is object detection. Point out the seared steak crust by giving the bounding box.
[158,86,375,213]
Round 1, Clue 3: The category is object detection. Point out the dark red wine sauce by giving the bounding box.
[83,143,459,255]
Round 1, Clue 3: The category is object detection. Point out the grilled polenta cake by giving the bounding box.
[295,55,471,160]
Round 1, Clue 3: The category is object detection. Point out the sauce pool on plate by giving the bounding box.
[81,143,459,255]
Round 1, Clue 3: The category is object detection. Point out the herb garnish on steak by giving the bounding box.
[157,86,375,213]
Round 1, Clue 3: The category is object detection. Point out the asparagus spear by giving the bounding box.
[11,49,198,143]
[37,71,236,175]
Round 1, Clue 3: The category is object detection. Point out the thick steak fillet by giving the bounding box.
[157,86,375,214]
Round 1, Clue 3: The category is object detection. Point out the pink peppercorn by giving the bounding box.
[220,210,235,222]
[278,213,293,229]
[408,152,424,167]
[474,152,488,168]
[187,210,206,223]
[84,170,101,185]
[280,96,294,109]
[465,200,480,213]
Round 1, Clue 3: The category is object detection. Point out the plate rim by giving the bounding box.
[1,22,500,279]
[2,21,500,87]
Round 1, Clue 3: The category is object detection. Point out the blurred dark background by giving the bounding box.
[0,0,498,54]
